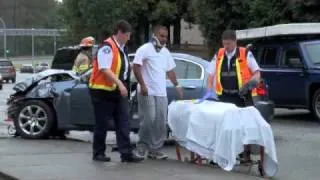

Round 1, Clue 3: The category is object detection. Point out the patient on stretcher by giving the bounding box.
[168,100,278,177]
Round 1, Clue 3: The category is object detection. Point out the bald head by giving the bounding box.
[152,25,168,45]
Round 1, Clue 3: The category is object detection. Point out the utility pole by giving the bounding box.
[0,17,6,59]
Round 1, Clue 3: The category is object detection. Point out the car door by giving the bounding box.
[256,46,282,104]
[69,79,95,125]
[166,58,206,103]
[275,45,307,106]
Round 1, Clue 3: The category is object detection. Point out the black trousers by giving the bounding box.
[90,89,131,157]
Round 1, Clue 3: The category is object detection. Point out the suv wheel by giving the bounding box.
[14,100,55,139]
[311,89,320,122]
[12,78,16,83]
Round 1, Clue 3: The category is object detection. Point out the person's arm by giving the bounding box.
[206,55,217,91]
[166,52,183,99]
[97,45,127,96]
[246,51,261,81]
[167,70,179,86]
[133,64,146,88]
[207,74,214,89]
[132,47,148,96]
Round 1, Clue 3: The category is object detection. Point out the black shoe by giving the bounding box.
[93,154,111,162]
[121,153,144,163]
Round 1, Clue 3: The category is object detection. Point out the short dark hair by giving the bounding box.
[114,20,132,34]
[222,30,237,41]
[152,24,168,34]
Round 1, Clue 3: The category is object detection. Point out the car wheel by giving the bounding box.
[12,78,16,83]
[312,89,320,122]
[14,100,55,139]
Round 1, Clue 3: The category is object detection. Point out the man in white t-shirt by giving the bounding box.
[132,25,183,160]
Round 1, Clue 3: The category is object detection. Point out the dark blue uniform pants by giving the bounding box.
[90,90,131,157]
[218,93,253,107]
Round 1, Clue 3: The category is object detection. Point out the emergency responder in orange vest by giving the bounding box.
[72,36,95,74]
[200,29,261,105]
[88,20,143,163]
[202,29,261,163]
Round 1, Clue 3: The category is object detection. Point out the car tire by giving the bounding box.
[311,89,320,122]
[14,100,55,139]
[12,78,16,83]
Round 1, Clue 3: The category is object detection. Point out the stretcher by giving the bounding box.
[168,100,278,178]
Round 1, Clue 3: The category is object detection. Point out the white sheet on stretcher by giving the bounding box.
[168,100,278,177]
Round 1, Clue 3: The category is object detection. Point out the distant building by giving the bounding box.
[170,19,206,46]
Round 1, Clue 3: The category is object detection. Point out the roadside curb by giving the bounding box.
[0,170,19,180]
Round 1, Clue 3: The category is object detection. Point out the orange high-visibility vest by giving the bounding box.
[215,47,257,96]
[89,37,122,91]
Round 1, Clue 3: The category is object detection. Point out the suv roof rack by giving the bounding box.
[236,23,320,40]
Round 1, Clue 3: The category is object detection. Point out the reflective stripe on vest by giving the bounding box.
[215,47,257,96]
[73,64,89,74]
[89,37,122,91]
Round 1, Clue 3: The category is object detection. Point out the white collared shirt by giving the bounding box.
[206,47,260,76]
[205,47,260,89]
[97,37,129,80]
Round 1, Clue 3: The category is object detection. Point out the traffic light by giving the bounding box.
[5,49,10,55]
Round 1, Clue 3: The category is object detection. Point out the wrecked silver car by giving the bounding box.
[7,68,141,139]
[6,46,213,139]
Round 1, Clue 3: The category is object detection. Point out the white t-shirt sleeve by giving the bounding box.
[97,45,113,70]
[166,52,176,71]
[206,54,217,76]
[132,47,145,65]
[246,51,260,73]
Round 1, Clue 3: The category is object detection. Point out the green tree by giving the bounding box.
[60,0,130,44]
[59,0,196,49]
[0,0,62,56]
[0,0,62,28]
[196,0,250,51]
[248,0,292,27]
[291,0,320,22]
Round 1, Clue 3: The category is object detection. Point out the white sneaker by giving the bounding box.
[135,144,148,158]
[147,151,168,160]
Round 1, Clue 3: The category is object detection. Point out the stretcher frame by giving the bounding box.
[175,142,265,177]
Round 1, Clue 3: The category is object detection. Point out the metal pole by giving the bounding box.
[54,35,56,53]
[32,28,34,67]
[0,17,6,59]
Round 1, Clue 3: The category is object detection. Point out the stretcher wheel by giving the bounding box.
[258,160,265,177]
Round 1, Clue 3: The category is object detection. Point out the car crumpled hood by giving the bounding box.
[13,69,78,92]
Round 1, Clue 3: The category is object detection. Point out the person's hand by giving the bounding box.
[118,83,128,97]
[140,85,148,96]
[195,89,215,104]
[176,86,183,99]
[239,78,259,97]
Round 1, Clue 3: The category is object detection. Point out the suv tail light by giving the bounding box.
[9,67,15,73]
[256,81,267,96]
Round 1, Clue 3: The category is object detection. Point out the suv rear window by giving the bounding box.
[305,43,320,64]
[260,47,278,66]
[0,61,13,66]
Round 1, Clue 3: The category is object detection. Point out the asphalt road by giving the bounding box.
[1,72,320,180]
